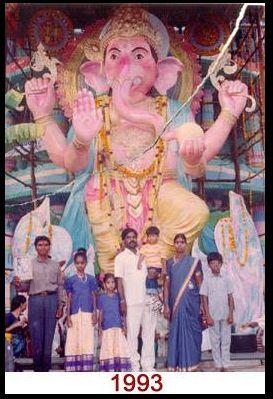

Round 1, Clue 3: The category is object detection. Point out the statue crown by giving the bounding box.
[100,5,162,58]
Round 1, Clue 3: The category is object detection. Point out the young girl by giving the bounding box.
[64,251,97,371]
[98,273,131,372]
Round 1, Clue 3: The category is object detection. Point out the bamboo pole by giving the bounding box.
[231,128,241,194]
[255,8,265,149]
[30,141,38,209]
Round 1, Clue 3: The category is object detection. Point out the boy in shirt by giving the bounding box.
[200,252,234,372]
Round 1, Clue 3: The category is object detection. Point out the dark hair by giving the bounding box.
[121,228,138,240]
[11,295,26,311]
[74,251,87,263]
[34,235,51,248]
[174,233,187,243]
[146,226,160,236]
[103,273,115,283]
[76,247,86,253]
[207,252,223,264]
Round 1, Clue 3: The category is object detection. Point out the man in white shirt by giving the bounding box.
[115,228,155,372]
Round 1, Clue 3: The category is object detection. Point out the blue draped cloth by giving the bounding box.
[167,255,202,371]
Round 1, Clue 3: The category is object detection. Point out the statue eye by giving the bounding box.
[135,53,144,60]
[110,53,119,60]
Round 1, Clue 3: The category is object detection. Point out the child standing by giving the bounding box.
[137,226,166,295]
[200,252,234,372]
[98,273,131,372]
[64,251,97,371]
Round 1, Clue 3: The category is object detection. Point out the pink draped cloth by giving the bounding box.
[85,174,155,234]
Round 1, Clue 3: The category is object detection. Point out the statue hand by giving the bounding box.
[72,89,103,145]
[25,77,56,120]
[179,135,206,165]
[219,80,248,118]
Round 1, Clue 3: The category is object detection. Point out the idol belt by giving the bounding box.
[31,291,57,296]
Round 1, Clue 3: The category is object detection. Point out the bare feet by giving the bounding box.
[214,367,222,372]
[222,367,231,372]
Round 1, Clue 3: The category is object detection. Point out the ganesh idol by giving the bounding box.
[25,5,248,273]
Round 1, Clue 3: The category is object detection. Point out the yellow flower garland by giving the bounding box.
[221,197,249,267]
[95,94,167,240]
[25,212,32,254]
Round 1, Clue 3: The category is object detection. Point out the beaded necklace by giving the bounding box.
[76,272,87,282]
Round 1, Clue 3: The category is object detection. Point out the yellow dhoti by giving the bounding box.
[156,180,209,258]
[86,179,209,273]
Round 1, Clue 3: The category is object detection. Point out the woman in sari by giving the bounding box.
[163,234,203,371]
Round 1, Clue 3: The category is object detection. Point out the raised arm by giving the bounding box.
[25,78,103,172]
[203,80,248,162]
[168,80,248,177]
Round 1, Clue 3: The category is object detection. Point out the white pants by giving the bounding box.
[201,328,211,352]
[209,320,231,368]
[127,299,157,371]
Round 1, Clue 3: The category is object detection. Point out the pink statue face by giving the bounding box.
[80,35,184,96]
[104,36,158,95]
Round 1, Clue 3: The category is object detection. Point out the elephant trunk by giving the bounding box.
[111,71,164,133]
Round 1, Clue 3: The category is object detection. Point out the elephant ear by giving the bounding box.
[79,61,110,94]
[154,57,184,95]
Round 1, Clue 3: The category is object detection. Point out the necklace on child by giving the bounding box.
[77,272,87,282]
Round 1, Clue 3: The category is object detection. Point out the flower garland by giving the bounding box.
[25,212,32,255]
[95,94,167,241]
[24,213,53,254]
[221,197,249,267]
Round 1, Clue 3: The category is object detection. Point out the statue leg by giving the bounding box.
[85,198,121,273]
[156,181,209,257]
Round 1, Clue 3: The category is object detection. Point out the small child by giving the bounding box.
[64,250,97,372]
[98,273,131,372]
[200,252,234,372]
[5,295,28,359]
[137,226,166,295]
